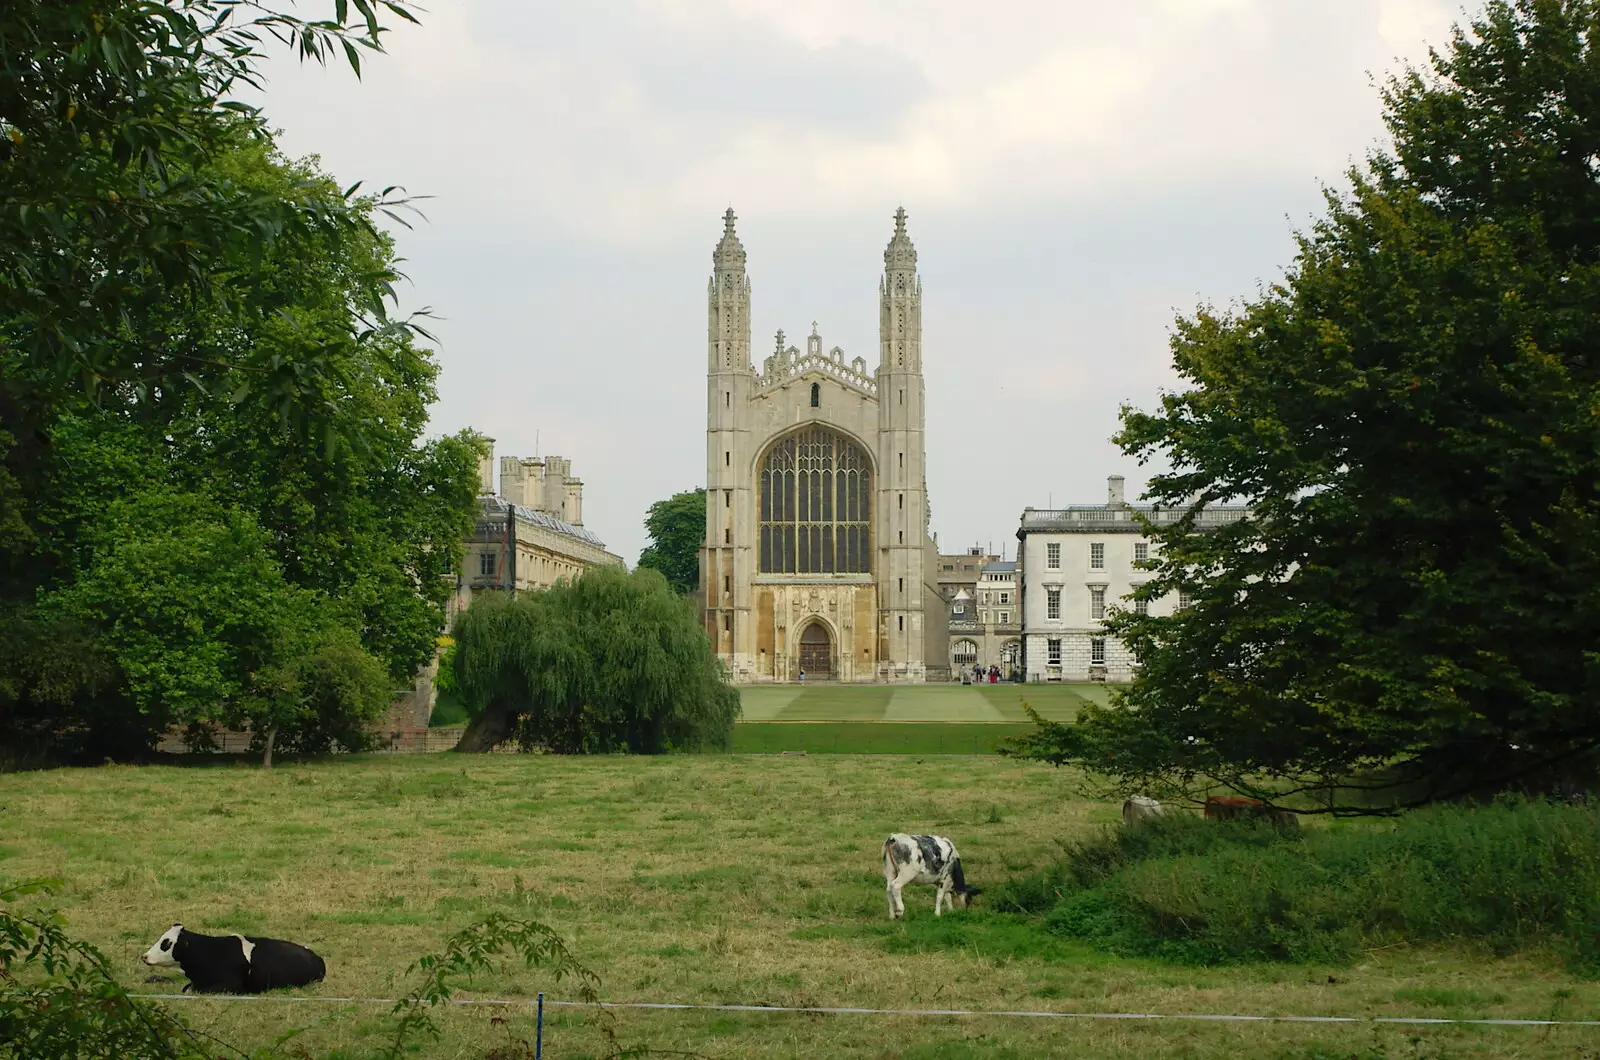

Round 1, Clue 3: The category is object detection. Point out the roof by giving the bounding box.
[981,561,1016,574]
[480,495,608,548]
[1019,504,1251,535]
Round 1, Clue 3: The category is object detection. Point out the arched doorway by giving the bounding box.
[798,622,833,679]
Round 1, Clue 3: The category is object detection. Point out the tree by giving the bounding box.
[0,10,487,758]
[1,0,423,435]
[637,488,706,595]
[1010,0,1600,812]
[450,567,740,753]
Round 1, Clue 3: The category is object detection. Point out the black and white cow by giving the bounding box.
[141,924,326,994]
[882,833,980,920]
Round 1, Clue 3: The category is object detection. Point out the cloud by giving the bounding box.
[248,0,1469,562]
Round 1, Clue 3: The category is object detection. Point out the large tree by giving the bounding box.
[636,488,705,596]
[450,567,740,754]
[1011,0,1600,811]
[0,3,486,760]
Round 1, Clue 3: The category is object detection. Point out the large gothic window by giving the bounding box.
[759,428,872,574]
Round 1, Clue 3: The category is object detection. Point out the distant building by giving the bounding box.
[948,560,1021,678]
[936,547,997,604]
[448,439,624,624]
[1016,475,1249,682]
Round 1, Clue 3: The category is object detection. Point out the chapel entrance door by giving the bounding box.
[798,622,833,679]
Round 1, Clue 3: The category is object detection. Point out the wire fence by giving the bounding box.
[131,991,1600,1028]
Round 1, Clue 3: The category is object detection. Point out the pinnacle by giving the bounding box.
[884,205,917,271]
[714,207,746,271]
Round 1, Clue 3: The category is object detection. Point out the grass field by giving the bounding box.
[4,755,1598,1058]
[730,723,1034,754]
[735,682,1096,723]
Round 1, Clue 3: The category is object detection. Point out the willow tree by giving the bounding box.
[1011,0,1600,811]
[450,567,740,753]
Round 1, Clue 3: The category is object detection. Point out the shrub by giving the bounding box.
[1014,799,1600,973]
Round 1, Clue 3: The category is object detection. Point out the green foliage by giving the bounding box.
[0,0,424,427]
[0,61,485,758]
[636,488,706,596]
[0,879,223,1058]
[1013,0,1600,807]
[451,567,740,753]
[381,913,600,1059]
[1002,800,1600,973]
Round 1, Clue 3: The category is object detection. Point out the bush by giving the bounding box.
[451,566,740,753]
[1010,799,1600,973]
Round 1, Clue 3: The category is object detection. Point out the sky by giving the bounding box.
[248,0,1467,564]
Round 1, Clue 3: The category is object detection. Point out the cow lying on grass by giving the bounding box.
[142,924,326,994]
[882,833,981,919]
[1205,795,1298,826]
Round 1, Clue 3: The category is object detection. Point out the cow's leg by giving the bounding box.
[889,866,918,919]
[886,879,899,919]
[934,885,943,917]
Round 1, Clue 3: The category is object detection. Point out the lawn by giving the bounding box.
[736,681,1089,722]
[3,755,1597,1058]
[730,722,1035,754]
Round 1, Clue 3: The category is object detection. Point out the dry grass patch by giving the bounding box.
[1,755,1597,1057]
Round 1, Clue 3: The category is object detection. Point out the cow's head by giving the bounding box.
[954,886,983,909]
[142,924,184,966]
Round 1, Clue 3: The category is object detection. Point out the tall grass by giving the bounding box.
[998,799,1600,973]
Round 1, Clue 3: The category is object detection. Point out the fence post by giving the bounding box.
[535,991,544,1059]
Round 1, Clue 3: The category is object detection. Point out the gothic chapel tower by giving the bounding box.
[701,209,944,683]
[703,209,754,673]
[877,207,930,680]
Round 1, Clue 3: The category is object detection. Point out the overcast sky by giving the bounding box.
[251,0,1466,564]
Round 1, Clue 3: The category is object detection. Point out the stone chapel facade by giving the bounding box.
[700,209,947,683]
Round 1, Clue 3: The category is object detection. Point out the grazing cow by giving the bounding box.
[882,833,981,919]
[1122,795,1166,826]
[141,924,326,994]
[1204,796,1298,827]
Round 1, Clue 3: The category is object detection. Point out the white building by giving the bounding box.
[1016,475,1249,682]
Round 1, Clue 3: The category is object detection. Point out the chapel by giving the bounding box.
[699,208,946,683]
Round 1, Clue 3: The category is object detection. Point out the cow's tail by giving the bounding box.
[950,857,968,894]
[882,838,898,879]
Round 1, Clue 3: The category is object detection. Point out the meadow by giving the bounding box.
[3,754,1599,1058]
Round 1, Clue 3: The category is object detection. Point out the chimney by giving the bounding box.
[564,478,584,526]
[477,438,496,495]
[1108,475,1126,508]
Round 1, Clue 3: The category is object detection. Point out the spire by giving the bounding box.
[879,205,922,371]
[884,206,917,272]
[714,207,746,272]
[709,209,751,373]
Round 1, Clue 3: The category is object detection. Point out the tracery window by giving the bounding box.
[759,428,872,574]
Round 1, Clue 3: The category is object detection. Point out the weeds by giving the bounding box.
[1000,799,1600,972]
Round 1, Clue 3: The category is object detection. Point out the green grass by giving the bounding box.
[10,756,1595,1057]
[999,803,1600,973]
[737,682,1088,722]
[731,722,1034,754]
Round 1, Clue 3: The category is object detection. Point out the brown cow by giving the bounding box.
[1205,796,1298,827]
